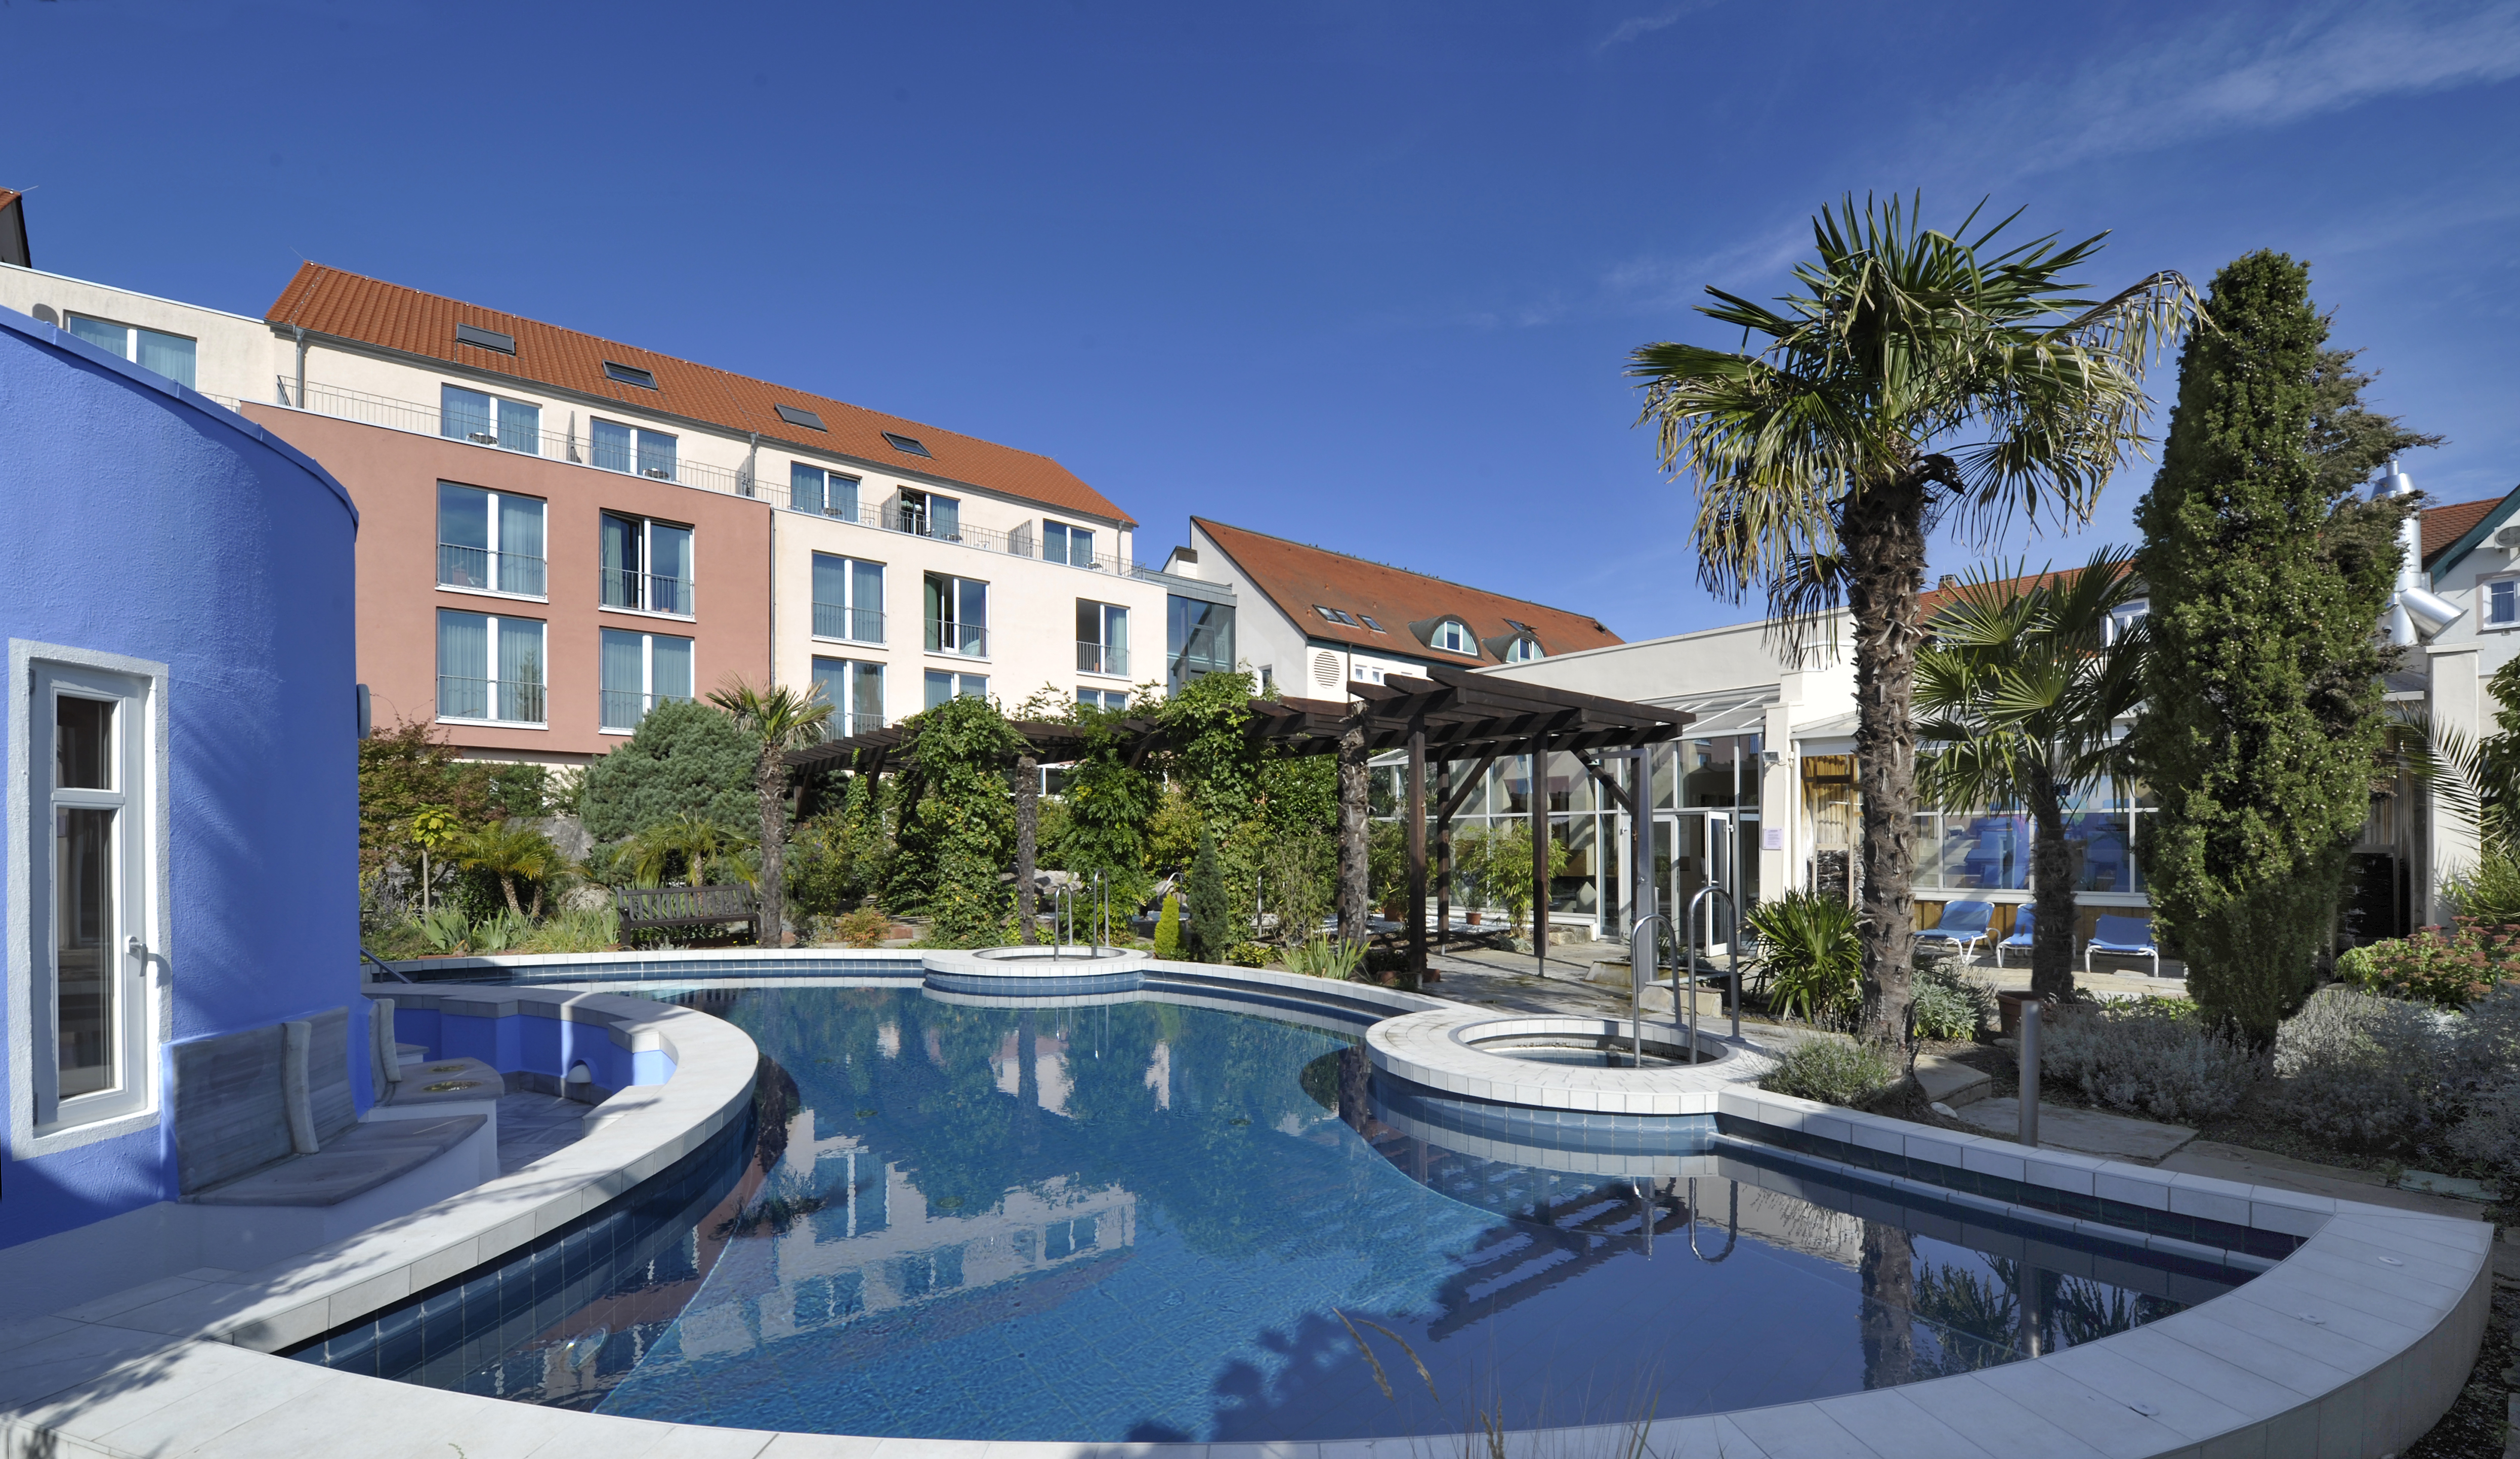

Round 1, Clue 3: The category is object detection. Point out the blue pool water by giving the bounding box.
[299,985,2252,1441]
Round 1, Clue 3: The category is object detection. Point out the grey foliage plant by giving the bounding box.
[2040,1002,2258,1125]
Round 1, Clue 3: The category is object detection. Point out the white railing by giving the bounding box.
[601,568,695,618]
[925,620,989,658]
[791,498,1136,574]
[599,689,693,733]
[1077,641,1130,676]
[812,603,885,643]
[439,675,546,725]
[275,379,751,497]
[438,544,547,599]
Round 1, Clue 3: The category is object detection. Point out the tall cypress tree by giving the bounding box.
[2131,252,2407,1043]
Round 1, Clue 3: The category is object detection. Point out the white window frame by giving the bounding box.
[925,573,989,660]
[1350,661,1388,685]
[601,513,697,620]
[1429,619,1472,655]
[598,628,695,734]
[64,314,197,389]
[1502,636,1543,664]
[1077,687,1128,711]
[2481,577,2520,631]
[813,657,885,737]
[812,553,886,645]
[436,483,548,602]
[2104,598,2152,646]
[924,668,990,709]
[10,640,169,1156]
[436,610,548,727]
[589,417,679,481]
[1043,520,1098,569]
[1077,600,1129,678]
[791,463,864,522]
[437,382,544,455]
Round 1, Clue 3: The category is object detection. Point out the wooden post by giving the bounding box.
[1435,757,1453,961]
[1530,733,1549,978]
[1014,753,1039,945]
[1337,710,1370,948]
[1406,719,1428,981]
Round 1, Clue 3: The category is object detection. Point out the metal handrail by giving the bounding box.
[1687,1177,1739,1262]
[1682,885,1741,1048]
[361,945,413,984]
[1629,912,1675,1067]
[1048,882,1077,959]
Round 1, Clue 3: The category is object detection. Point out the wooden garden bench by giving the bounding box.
[617,883,758,940]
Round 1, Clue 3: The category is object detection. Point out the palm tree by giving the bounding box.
[708,677,835,947]
[623,812,753,889]
[455,819,565,918]
[1630,195,2195,1038]
[1915,545,2148,1002]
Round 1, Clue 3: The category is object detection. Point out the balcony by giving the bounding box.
[925,619,989,658]
[790,497,1138,575]
[834,711,885,737]
[437,543,548,599]
[600,689,692,733]
[812,602,885,644]
[272,379,751,496]
[602,568,695,618]
[1077,641,1130,677]
[438,675,545,726]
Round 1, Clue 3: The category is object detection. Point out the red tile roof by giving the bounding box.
[1192,518,1623,663]
[2423,495,2508,567]
[265,263,1133,525]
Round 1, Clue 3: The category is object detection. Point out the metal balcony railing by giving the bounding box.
[439,675,546,725]
[601,568,695,617]
[437,544,548,598]
[599,689,693,732]
[812,603,885,643]
[274,379,750,496]
[834,711,885,737]
[925,619,989,658]
[790,497,1137,574]
[1077,641,1130,676]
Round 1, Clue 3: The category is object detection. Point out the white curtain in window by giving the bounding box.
[438,610,489,718]
[651,636,692,702]
[636,430,677,480]
[135,329,196,389]
[441,386,493,444]
[497,619,545,722]
[791,463,825,516]
[499,495,546,596]
[68,316,127,357]
[932,496,960,540]
[496,398,539,453]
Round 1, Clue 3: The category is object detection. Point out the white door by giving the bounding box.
[34,663,148,1129]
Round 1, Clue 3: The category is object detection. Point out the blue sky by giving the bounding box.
[9,0,2517,644]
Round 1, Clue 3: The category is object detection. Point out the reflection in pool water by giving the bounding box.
[297,986,2246,1441]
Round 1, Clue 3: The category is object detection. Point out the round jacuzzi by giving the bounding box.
[921,943,1152,996]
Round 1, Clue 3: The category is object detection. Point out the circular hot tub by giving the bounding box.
[1366,1008,1770,1116]
[921,944,1153,997]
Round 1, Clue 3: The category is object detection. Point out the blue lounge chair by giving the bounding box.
[2084,915,2160,977]
[1994,907,2034,967]
[1915,899,1995,961]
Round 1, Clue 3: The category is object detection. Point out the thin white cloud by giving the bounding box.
[1974,1,2520,175]
[1598,0,1720,52]
[1599,223,1812,316]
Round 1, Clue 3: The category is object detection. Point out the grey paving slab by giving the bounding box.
[2159,1141,2488,1219]
[1952,1097,2197,1160]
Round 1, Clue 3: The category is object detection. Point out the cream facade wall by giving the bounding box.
[774,506,1167,725]
[1181,520,1492,698]
[0,263,285,402]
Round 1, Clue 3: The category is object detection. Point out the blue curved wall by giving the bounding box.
[0,307,362,1249]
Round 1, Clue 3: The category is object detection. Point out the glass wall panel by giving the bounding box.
[1937,813,2029,891]
[1651,744,1677,810]
[1738,735,1763,806]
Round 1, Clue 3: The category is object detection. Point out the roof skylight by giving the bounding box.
[883,431,933,458]
[775,403,828,431]
[455,322,515,355]
[603,360,658,389]
[1314,605,1359,626]
[1358,614,1385,632]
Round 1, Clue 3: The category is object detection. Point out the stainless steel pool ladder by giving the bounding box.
[1629,912,1674,1067]
[1048,882,1077,959]
[1682,885,1741,1045]
[1687,1177,1739,1262]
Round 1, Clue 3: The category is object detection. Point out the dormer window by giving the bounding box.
[1428,619,1471,654]
[1503,636,1543,663]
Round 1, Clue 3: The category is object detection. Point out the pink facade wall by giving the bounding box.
[243,407,772,760]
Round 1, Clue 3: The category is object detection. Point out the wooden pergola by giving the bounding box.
[788,665,1693,978]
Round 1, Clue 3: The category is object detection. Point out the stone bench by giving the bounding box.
[173,1005,491,1210]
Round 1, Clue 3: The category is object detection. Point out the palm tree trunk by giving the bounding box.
[529,882,543,919]
[1847,472,1931,1042]
[499,873,522,917]
[757,752,787,948]
[1858,1224,1918,1388]
[1014,753,1039,945]
[1337,713,1370,946]
[2026,765,2076,1002]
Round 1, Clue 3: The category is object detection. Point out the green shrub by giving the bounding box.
[2447,853,2520,925]
[832,905,892,949]
[1186,828,1230,961]
[2337,920,2520,1009]
[579,699,757,847]
[1747,892,1862,1024]
[2042,1002,2258,1124]
[516,905,619,954]
[1911,963,1993,1042]
[1225,942,1268,969]
[1153,893,1183,959]
[1760,1035,1898,1107]
[2269,985,2447,1151]
[1282,934,1365,979]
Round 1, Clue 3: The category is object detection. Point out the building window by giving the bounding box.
[439,384,541,454]
[602,513,694,617]
[2487,579,2519,629]
[1168,597,1236,695]
[27,661,152,1130]
[1079,688,1128,711]
[2105,598,2151,645]
[1351,662,1387,684]
[1044,521,1097,568]
[1077,601,1129,677]
[590,417,677,481]
[813,554,885,643]
[1259,665,1275,695]
[891,489,961,541]
[437,610,546,724]
[812,657,884,736]
[1502,636,1543,664]
[925,573,988,657]
[1428,619,1472,654]
[1315,605,1358,626]
[65,314,196,388]
[599,627,692,732]
[924,669,988,709]
[437,483,546,598]
[792,463,863,521]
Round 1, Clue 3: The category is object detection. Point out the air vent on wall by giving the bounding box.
[1313,651,1340,689]
[775,403,827,431]
[882,431,932,458]
[456,322,516,355]
[603,360,658,389]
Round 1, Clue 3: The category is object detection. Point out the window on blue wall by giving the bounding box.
[67,314,197,389]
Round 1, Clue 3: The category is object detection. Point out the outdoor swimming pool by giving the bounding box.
[295,984,2257,1442]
